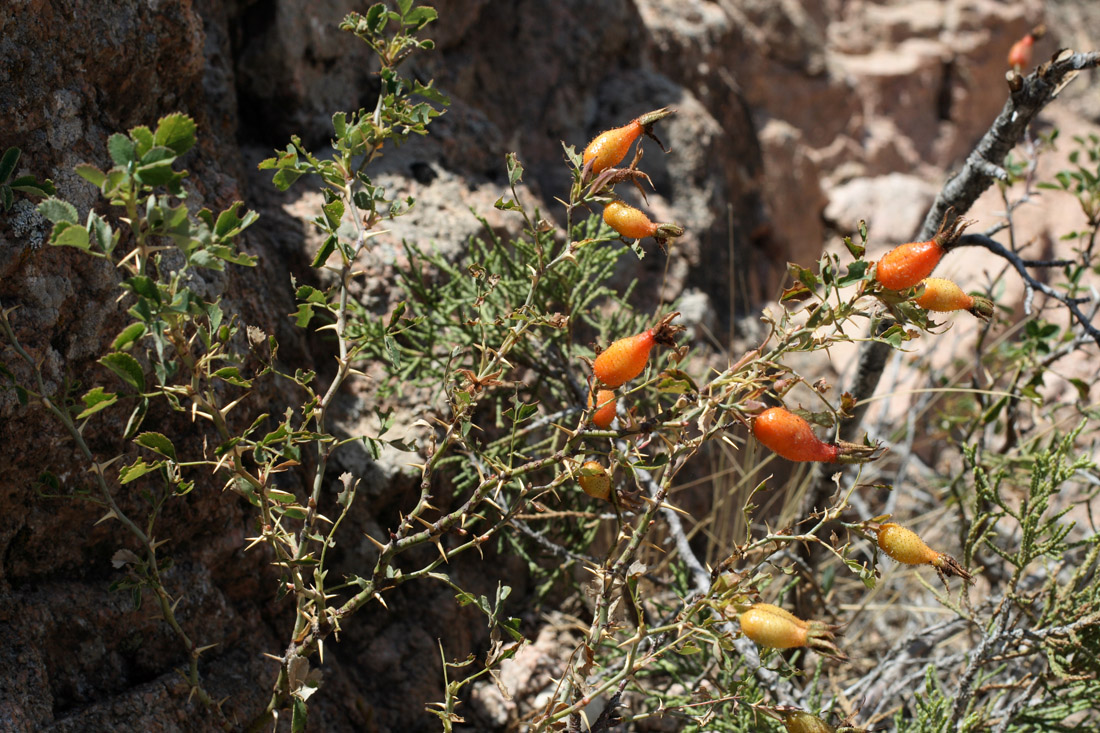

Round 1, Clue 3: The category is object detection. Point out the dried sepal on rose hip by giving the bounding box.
[602,200,684,246]
[577,460,611,501]
[752,407,880,464]
[875,208,974,291]
[738,603,847,661]
[587,388,617,429]
[593,311,685,388]
[914,278,995,321]
[582,107,674,177]
[876,522,973,582]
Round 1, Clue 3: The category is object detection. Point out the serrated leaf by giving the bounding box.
[76,387,118,419]
[136,431,177,460]
[295,285,327,304]
[99,352,145,391]
[51,222,91,250]
[311,234,337,268]
[320,199,344,231]
[214,201,258,239]
[130,126,154,157]
[293,303,315,329]
[108,133,136,167]
[38,197,78,225]
[153,113,196,156]
[272,167,303,191]
[119,459,159,484]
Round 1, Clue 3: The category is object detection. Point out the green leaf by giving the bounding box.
[99,352,145,392]
[291,696,307,733]
[384,334,401,369]
[296,285,328,304]
[38,197,79,224]
[311,234,337,268]
[268,489,298,504]
[293,303,315,329]
[271,167,303,191]
[412,79,448,104]
[136,431,177,460]
[135,159,178,187]
[213,366,252,387]
[844,234,865,259]
[365,3,387,33]
[214,201,258,239]
[332,112,347,138]
[657,368,698,394]
[405,6,437,30]
[139,146,176,166]
[123,398,149,439]
[76,387,118,419]
[837,260,870,287]
[112,322,146,350]
[50,222,91,250]
[506,152,523,185]
[108,133,136,167]
[1,186,12,212]
[0,147,19,183]
[119,458,159,484]
[88,213,114,253]
[124,275,162,303]
[321,199,344,231]
[128,126,154,158]
[153,113,196,156]
[9,176,56,197]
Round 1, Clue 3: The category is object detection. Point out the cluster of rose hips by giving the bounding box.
[571,111,980,731]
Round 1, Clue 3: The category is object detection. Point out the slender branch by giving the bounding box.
[843,51,1100,440]
[960,232,1100,345]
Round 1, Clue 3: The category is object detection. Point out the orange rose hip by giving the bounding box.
[875,209,973,291]
[752,407,878,463]
[876,522,972,581]
[593,312,684,388]
[582,107,674,175]
[588,388,617,429]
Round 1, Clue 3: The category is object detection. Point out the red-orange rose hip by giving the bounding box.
[753,407,878,464]
[875,209,972,291]
[582,107,674,175]
[593,312,684,388]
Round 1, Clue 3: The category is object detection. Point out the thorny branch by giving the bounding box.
[844,50,1100,440]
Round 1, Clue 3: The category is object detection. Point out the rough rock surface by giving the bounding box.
[0,0,1094,731]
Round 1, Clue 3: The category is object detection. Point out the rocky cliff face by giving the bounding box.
[0,0,1085,730]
